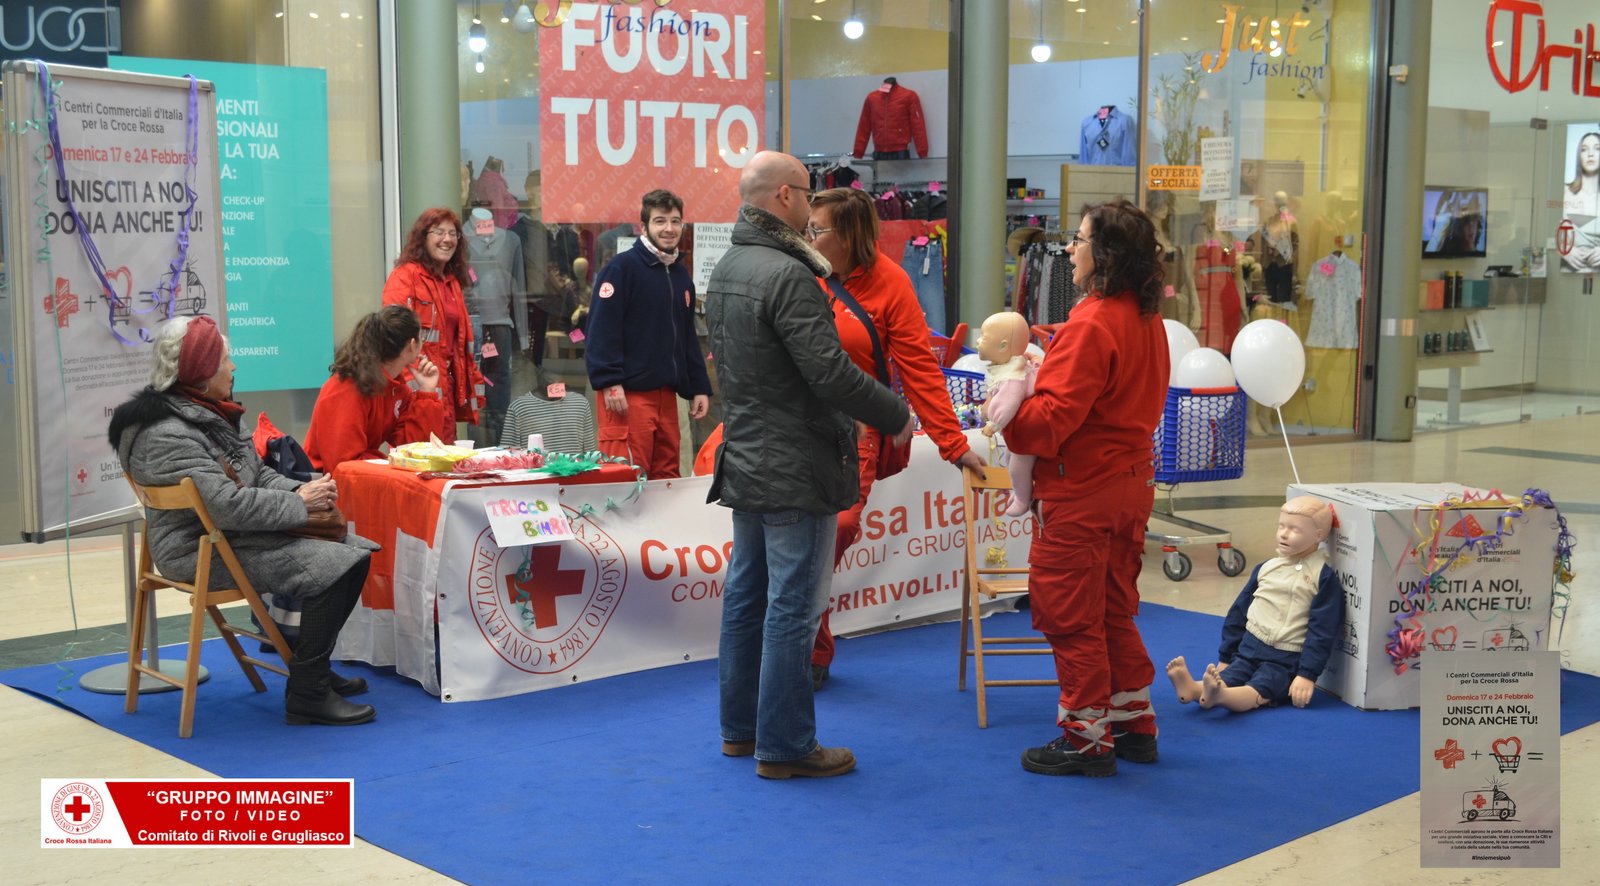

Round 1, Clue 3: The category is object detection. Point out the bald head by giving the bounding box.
[740,151,809,226]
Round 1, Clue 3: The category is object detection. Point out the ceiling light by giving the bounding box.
[475,54,485,74]
[513,3,537,32]
[468,22,488,53]
[1031,1,1050,63]
[843,0,863,39]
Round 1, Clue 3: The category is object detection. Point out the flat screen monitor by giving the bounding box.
[1422,186,1488,258]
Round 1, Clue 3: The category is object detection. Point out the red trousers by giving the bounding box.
[1029,469,1157,754]
[596,387,681,480]
[812,427,882,667]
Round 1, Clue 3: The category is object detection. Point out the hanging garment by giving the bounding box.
[1193,241,1243,354]
[1304,253,1362,349]
[853,83,930,159]
[1079,107,1138,166]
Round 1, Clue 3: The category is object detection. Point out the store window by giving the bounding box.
[455,0,951,462]
[1141,0,1373,438]
[1420,0,1600,430]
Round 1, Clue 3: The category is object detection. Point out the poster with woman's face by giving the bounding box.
[1559,123,1600,274]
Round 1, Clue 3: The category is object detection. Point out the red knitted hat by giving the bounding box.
[177,316,224,386]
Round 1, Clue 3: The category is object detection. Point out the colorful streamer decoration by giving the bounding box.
[30,61,200,345]
[1385,488,1576,673]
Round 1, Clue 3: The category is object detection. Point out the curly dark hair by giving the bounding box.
[396,207,470,288]
[1079,198,1165,317]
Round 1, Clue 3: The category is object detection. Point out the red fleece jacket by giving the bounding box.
[1003,292,1169,499]
[303,373,447,471]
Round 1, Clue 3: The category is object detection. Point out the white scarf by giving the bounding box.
[641,235,678,266]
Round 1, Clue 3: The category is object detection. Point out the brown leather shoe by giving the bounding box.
[756,745,856,779]
[722,739,755,757]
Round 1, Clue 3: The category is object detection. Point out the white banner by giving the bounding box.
[1199,136,1235,201]
[2,62,223,537]
[435,432,1033,702]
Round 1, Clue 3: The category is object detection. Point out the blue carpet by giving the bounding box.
[8,603,1600,885]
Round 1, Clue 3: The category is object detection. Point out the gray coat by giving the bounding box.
[704,204,909,515]
[110,389,376,599]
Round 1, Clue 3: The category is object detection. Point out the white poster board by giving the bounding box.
[1420,651,1560,868]
[1199,137,1235,201]
[1,60,224,540]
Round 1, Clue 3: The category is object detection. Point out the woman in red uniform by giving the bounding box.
[303,306,447,471]
[1004,199,1170,777]
[382,208,484,442]
[805,188,985,689]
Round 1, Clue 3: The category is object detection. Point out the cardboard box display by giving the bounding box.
[1290,483,1560,710]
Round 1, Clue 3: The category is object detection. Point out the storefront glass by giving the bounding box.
[1420,0,1599,430]
[455,1,953,461]
[1143,0,1374,438]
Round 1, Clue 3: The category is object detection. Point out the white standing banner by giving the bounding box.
[1421,651,1560,868]
[434,432,1034,702]
[1,61,223,539]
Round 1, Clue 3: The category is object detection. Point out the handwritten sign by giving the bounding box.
[484,494,576,547]
[1147,165,1202,191]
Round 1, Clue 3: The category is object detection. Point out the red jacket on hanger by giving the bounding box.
[853,84,929,158]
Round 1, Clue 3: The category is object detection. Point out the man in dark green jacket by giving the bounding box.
[705,151,911,780]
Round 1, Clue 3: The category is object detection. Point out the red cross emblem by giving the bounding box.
[1471,793,1487,809]
[63,794,93,822]
[1433,738,1466,769]
[76,468,89,485]
[43,277,81,329]
[1446,514,1486,538]
[505,544,586,629]
[1490,632,1505,647]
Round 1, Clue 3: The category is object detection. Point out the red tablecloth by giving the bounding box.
[332,460,638,610]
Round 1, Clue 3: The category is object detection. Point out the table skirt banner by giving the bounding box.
[434,432,1034,702]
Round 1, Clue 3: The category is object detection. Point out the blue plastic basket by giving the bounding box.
[892,365,987,431]
[1152,387,1247,484]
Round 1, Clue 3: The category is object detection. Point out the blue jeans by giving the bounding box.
[719,508,838,762]
[901,241,946,334]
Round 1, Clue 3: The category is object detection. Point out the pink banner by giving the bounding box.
[539,1,765,223]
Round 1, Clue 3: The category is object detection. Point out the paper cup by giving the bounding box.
[454,439,475,450]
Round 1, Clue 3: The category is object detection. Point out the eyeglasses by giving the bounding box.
[1069,232,1092,246]
[803,225,834,241]
[782,183,816,204]
[428,228,460,241]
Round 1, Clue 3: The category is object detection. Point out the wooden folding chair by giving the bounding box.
[956,465,1054,727]
[125,475,292,738]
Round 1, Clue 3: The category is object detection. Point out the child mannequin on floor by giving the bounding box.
[976,311,1037,517]
[1167,495,1342,711]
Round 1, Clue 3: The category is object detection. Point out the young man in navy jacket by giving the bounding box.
[584,189,712,478]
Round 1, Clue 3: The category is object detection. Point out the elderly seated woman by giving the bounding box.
[107,316,379,727]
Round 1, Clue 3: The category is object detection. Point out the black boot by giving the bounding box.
[329,669,368,697]
[285,562,375,726]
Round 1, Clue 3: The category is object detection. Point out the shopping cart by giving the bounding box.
[1147,386,1250,582]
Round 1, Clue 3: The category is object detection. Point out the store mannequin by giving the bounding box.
[852,76,930,160]
[1190,206,1244,355]
[512,171,555,366]
[498,366,599,454]
[976,312,1038,517]
[1302,191,1355,279]
[1079,104,1137,166]
[1149,193,1199,331]
[1248,191,1299,306]
[464,207,528,444]
[1166,496,1342,712]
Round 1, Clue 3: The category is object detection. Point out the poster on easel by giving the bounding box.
[0,60,224,540]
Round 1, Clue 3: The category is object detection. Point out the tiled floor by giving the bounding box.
[3,414,1596,883]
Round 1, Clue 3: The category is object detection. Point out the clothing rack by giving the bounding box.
[1012,237,1079,326]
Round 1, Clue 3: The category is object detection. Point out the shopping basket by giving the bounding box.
[1147,386,1249,581]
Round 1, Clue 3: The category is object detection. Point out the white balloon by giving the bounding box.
[1173,347,1235,389]
[950,352,989,374]
[1231,318,1306,407]
[1163,319,1199,385]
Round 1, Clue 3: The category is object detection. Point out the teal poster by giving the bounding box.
[113,57,332,391]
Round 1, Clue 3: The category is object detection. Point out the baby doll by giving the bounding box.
[976,311,1037,517]
[1167,495,1343,711]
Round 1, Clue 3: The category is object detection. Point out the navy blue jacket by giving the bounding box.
[1219,561,1343,681]
[584,238,711,398]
